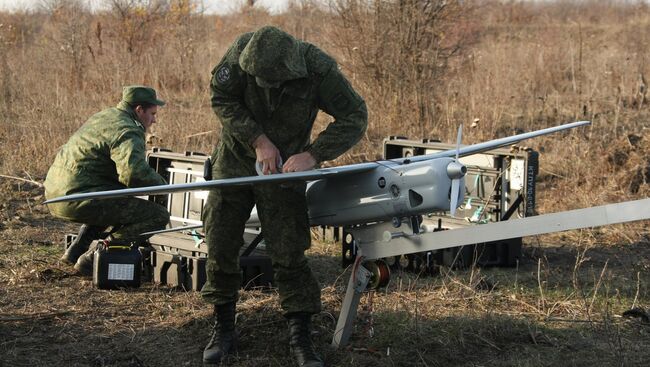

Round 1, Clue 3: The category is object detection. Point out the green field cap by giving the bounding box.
[122,85,166,106]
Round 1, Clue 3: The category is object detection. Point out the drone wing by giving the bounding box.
[44,120,590,204]
[44,163,377,204]
[401,120,590,164]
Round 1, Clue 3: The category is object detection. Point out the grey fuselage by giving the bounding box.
[304,157,463,226]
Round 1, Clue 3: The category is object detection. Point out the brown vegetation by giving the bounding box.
[1,0,649,366]
[0,0,648,208]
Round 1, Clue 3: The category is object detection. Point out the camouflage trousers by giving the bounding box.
[48,197,169,242]
[200,182,321,315]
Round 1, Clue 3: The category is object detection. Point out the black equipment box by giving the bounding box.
[342,137,538,273]
[92,241,143,289]
[145,148,273,291]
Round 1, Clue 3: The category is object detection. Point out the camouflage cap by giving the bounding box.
[239,26,307,82]
[121,85,166,106]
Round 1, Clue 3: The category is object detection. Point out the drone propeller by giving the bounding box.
[447,125,467,217]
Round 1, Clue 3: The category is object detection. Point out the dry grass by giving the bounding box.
[1,180,649,366]
[0,1,647,211]
[1,0,650,366]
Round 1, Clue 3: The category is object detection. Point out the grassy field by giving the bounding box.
[1,181,649,366]
[1,0,649,366]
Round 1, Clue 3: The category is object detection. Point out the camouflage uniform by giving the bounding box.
[202,26,368,315]
[44,91,169,241]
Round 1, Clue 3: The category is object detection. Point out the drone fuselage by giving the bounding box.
[306,157,465,226]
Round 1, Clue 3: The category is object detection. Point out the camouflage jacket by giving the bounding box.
[210,27,368,177]
[44,101,166,203]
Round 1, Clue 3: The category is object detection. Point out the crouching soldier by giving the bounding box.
[44,86,170,275]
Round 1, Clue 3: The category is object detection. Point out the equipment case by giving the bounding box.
[93,242,143,289]
[145,148,273,291]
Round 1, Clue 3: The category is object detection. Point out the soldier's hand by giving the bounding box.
[283,152,316,173]
[252,134,282,175]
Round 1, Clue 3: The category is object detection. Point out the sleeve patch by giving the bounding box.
[216,66,231,84]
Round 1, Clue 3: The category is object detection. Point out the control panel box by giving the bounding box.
[147,148,212,227]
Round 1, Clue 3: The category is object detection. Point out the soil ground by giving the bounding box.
[1,180,649,367]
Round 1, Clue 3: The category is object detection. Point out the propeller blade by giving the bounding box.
[450,124,463,217]
[450,178,460,217]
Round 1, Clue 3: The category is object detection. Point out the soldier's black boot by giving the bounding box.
[73,240,99,276]
[287,313,324,367]
[61,224,104,264]
[73,237,128,276]
[203,302,237,366]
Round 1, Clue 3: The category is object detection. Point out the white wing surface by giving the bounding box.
[44,163,377,204]
[44,120,590,204]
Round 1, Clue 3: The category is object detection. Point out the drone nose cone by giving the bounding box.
[446,161,467,180]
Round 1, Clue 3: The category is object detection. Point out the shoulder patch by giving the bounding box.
[216,66,231,84]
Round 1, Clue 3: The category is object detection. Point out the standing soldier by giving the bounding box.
[202,26,368,366]
[44,86,170,275]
